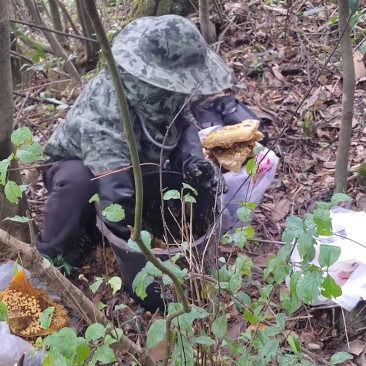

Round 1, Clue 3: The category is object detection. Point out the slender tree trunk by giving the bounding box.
[23,0,80,83]
[0,0,30,243]
[48,0,66,43]
[199,0,216,44]
[334,0,355,193]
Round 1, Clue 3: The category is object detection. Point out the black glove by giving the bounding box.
[170,123,227,194]
[96,170,135,240]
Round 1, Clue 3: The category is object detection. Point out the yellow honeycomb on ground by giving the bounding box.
[0,270,70,337]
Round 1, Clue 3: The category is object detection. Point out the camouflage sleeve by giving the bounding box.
[79,69,140,175]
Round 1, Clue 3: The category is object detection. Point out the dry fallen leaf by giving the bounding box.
[354,50,366,82]
[271,199,290,222]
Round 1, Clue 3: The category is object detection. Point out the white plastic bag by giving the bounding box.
[0,322,34,366]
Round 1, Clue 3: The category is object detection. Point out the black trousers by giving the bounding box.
[36,159,100,263]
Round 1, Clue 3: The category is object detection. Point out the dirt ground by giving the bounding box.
[6,1,366,364]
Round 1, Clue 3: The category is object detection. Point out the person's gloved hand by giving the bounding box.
[184,159,228,195]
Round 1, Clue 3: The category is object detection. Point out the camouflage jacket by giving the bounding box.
[43,67,187,175]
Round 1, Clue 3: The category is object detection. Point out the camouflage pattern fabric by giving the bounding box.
[43,15,233,174]
[112,15,233,95]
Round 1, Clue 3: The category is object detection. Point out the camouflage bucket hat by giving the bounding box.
[112,15,233,95]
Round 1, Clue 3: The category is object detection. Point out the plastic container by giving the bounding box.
[101,171,218,311]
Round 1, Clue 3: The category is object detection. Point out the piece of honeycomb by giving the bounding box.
[0,270,70,337]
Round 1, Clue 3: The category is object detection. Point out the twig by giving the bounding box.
[13,91,66,106]
[10,19,99,44]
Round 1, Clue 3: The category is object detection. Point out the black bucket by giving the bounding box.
[100,171,218,311]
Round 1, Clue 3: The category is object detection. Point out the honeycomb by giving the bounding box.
[0,270,70,337]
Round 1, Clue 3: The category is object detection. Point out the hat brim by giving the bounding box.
[112,16,233,95]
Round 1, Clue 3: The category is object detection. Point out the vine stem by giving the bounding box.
[82,0,190,314]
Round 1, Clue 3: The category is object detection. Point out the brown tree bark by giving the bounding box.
[48,0,67,43]
[199,0,216,44]
[0,0,30,243]
[334,0,355,193]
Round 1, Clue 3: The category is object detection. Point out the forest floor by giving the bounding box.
[8,0,366,364]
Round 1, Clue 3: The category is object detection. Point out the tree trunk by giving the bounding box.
[130,0,197,20]
[0,0,30,243]
[334,0,355,193]
[75,0,100,69]
[48,0,66,43]
[23,0,80,84]
[199,0,216,44]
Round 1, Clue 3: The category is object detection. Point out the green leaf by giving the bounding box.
[244,309,259,324]
[147,319,167,348]
[287,335,301,356]
[285,216,304,238]
[133,270,153,300]
[0,158,11,185]
[360,40,366,55]
[74,343,90,364]
[93,344,117,364]
[89,194,100,203]
[3,215,30,223]
[114,304,128,311]
[182,183,197,195]
[184,193,196,203]
[85,323,106,342]
[16,143,44,163]
[237,206,253,223]
[297,229,316,259]
[212,315,228,339]
[246,158,258,178]
[331,193,352,206]
[318,244,341,268]
[108,276,122,295]
[192,336,215,346]
[4,181,22,203]
[43,328,77,359]
[321,274,342,299]
[163,189,180,200]
[329,352,353,365]
[313,208,332,236]
[296,271,324,304]
[253,144,265,154]
[128,231,152,252]
[102,204,125,222]
[11,126,32,146]
[0,302,8,321]
[40,307,55,329]
[90,277,103,294]
[280,290,302,316]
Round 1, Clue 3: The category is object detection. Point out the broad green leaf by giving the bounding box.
[147,319,167,348]
[318,244,341,268]
[102,204,125,222]
[253,144,265,154]
[90,277,103,294]
[93,344,116,364]
[0,302,8,321]
[276,313,287,331]
[16,143,44,163]
[321,274,342,299]
[142,230,152,247]
[163,189,180,200]
[192,336,215,346]
[43,328,77,359]
[114,304,128,311]
[229,272,242,293]
[296,271,324,304]
[245,158,258,178]
[11,126,32,146]
[297,229,316,259]
[171,336,194,366]
[40,307,55,329]
[237,206,253,222]
[98,302,107,311]
[212,315,228,339]
[74,343,90,364]
[0,158,11,185]
[285,216,304,238]
[184,193,196,203]
[331,193,352,206]
[258,338,279,364]
[313,208,332,236]
[244,309,259,324]
[235,255,253,276]
[280,290,301,316]
[4,181,22,204]
[330,352,352,365]
[132,270,153,300]
[108,276,122,295]
[85,323,106,342]
[89,194,100,203]
[3,215,30,223]
[182,183,197,195]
